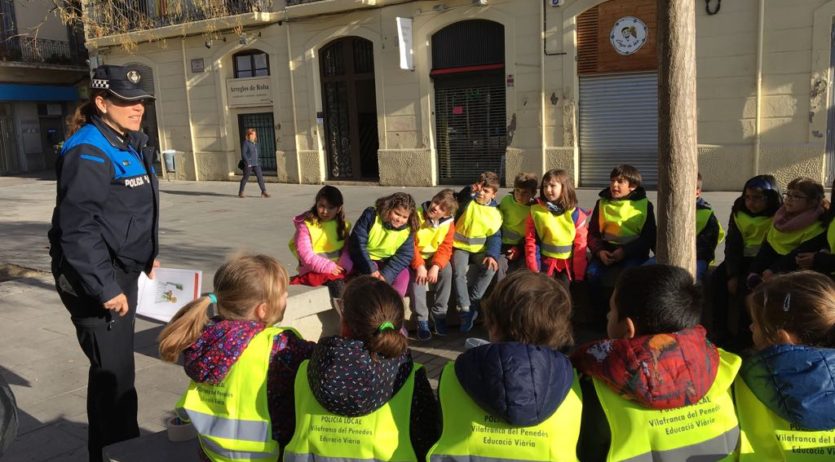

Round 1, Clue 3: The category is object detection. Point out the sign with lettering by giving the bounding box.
[610,16,648,56]
[226,76,272,107]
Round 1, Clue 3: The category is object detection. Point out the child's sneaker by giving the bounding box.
[433,316,448,336]
[416,321,432,341]
[459,310,478,333]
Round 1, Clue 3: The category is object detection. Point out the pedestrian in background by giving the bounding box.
[239,127,270,198]
[48,64,159,461]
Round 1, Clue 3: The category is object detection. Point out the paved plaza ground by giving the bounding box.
[0,171,737,461]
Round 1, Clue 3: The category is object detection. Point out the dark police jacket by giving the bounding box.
[49,116,159,304]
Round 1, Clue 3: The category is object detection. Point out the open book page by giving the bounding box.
[137,268,202,322]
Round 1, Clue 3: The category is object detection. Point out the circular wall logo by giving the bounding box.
[610,16,648,56]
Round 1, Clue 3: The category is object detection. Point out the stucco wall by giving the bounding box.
[378,149,434,186]
[94,0,834,189]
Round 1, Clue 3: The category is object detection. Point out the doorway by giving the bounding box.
[319,36,380,180]
[237,112,277,173]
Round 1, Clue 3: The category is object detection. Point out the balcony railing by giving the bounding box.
[286,0,327,4]
[85,0,273,37]
[0,36,88,66]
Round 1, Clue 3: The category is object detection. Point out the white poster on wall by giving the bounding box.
[396,17,414,71]
[226,76,272,107]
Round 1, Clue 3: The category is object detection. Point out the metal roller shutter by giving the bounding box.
[435,75,506,185]
[579,73,658,187]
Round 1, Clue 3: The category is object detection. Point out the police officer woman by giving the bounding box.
[48,65,159,462]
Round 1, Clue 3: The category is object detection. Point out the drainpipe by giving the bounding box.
[754,0,764,175]
[286,22,303,184]
[181,39,199,181]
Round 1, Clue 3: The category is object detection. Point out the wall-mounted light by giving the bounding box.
[204,40,212,49]
[239,31,262,46]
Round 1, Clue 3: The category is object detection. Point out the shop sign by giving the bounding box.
[226,76,272,107]
[610,16,648,56]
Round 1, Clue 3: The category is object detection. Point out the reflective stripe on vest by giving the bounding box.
[530,203,576,260]
[696,208,726,245]
[454,200,503,253]
[428,362,581,462]
[284,361,419,462]
[289,218,348,262]
[599,198,648,245]
[733,212,772,258]
[766,221,826,256]
[736,375,835,461]
[367,212,411,261]
[499,195,530,245]
[415,208,453,259]
[177,326,300,462]
[595,349,742,462]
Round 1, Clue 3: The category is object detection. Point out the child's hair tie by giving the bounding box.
[377,321,395,333]
[207,293,218,304]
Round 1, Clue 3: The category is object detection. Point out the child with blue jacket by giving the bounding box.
[347,192,418,297]
[736,271,835,460]
[428,271,581,461]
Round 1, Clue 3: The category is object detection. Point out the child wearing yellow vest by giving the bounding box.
[410,189,458,340]
[524,169,589,285]
[796,179,835,275]
[736,271,835,461]
[284,276,439,462]
[497,172,538,281]
[452,171,503,333]
[347,192,418,297]
[160,254,315,462]
[289,185,351,298]
[747,177,829,289]
[428,271,582,462]
[708,175,781,352]
[572,264,741,461]
[586,165,656,328]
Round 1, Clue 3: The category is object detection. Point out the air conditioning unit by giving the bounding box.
[550,0,564,6]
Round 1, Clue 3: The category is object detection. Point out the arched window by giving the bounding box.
[233,50,269,78]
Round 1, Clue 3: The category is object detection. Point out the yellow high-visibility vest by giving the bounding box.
[284,361,420,462]
[599,198,648,245]
[530,203,576,260]
[827,219,835,253]
[454,200,503,253]
[696,207,726,245]
[177,326,300,462]
[427,361,582,461]
[594,348,741,462]
[765,221,825,256]
[736,376,835,461]
[499,195,531,245]
[415,208,453,259]
[733,212,772,257]
[367,212,411,261]
[289,218,349,262]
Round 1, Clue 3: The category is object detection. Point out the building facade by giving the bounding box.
[0,0,88,175]
[85,0,835,189]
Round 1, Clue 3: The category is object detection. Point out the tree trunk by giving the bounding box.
[656,0,698,277]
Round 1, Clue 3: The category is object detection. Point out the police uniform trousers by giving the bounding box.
[56,265,140,462]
